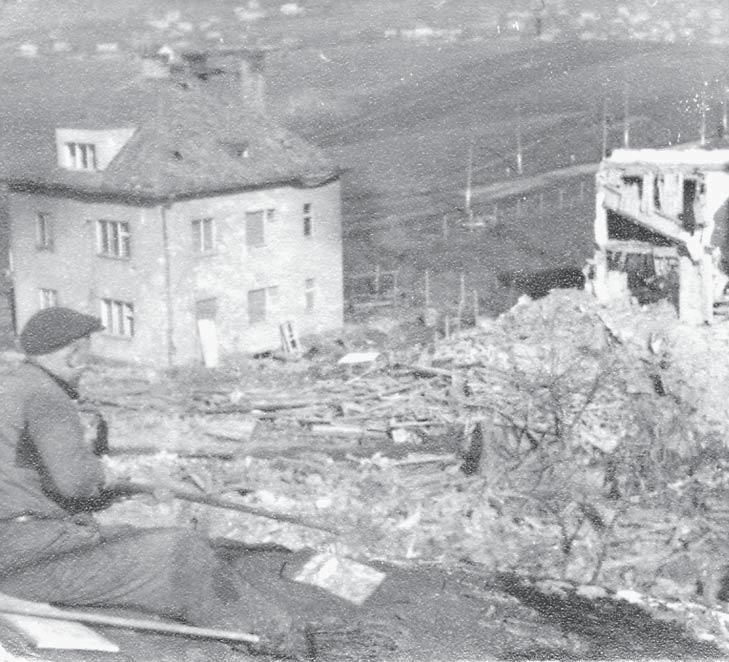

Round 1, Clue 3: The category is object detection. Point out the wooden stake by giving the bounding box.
[472,289,479,322]
[109,481,341,535]
[374,265,381,296]
[442,214,448,239]
[424,270,431,307]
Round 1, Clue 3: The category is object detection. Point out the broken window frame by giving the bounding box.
[38,288,58,309]
[100,298,134,337]
[96,219,131,259]
[36,212,54,252]
[192,217,215,253]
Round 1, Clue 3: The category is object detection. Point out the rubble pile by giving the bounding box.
[51,289,729,652]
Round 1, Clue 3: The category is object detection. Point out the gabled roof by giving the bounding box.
[0,55,338,203]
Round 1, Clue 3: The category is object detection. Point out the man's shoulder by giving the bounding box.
[0,357,63,400]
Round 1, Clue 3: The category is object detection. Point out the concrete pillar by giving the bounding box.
[700,251,715,324]
[678,253,704,325]
[594,175,608,246]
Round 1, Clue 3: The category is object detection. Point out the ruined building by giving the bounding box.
[588,144,729,323]
[0,49,343,366]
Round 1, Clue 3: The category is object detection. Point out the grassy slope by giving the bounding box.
[265,38,729,312]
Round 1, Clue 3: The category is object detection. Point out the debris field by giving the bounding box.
[8,289,729,660]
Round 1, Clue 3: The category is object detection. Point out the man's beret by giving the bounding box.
[19,307,103,356]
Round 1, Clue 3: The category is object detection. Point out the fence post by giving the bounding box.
[559,188,565,209]
[493,203,498,221]
[516,197,522,218]
[539,192,545,214]
[442,214,449,239]
[424,270,431,308]
[375,265,381,296]
[392,269,399,303]
[472,289,479,323]
[445,315,451,339]
[580,180,586,201]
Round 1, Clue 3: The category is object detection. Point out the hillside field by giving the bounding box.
[265,38,729,314]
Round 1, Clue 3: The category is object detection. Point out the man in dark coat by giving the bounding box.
[0,307,301,656]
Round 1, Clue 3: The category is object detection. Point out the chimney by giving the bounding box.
[238,49,266,113]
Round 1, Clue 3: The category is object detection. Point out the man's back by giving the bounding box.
[0,361,103,520]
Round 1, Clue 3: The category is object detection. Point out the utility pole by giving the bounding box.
[516,102,524,175]
[465,145,474,224]
[700,80,707,146]
[622,82,630,148]
[601,97,609,159]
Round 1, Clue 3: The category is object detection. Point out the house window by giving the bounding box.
[247,286,278,324]
[192,218,215,253]
[97,220,131,258]
[303,203,312,237]
[245,211,265,247]
[305,278,315,312]
[36,213,54,251]
[66,142,97,171]
[100,298,134,337]
[38,288,58,309]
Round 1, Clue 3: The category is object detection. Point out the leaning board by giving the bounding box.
[0,593,119,652]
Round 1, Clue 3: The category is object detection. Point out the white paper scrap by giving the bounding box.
[293,553,386,605]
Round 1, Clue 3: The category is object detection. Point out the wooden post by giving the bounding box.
[580,180,585,201]
[516,102,524,175]
[516,197,522,218]
[392,269,399,303]
[442,214,449,239]
[493,203,498,220]
[424,270,431,308]
[472,289,479,323]
[700,80,707,146]
[559,188,565,209]
[459,273,466,310]
[444,315,450,339]
[623,81,630,148]
[374,265,381,296]
[539,192,544,214]
[601,96,608,159]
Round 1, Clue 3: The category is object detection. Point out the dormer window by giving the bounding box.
[66,142,97,171]
[56,128,136,172]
